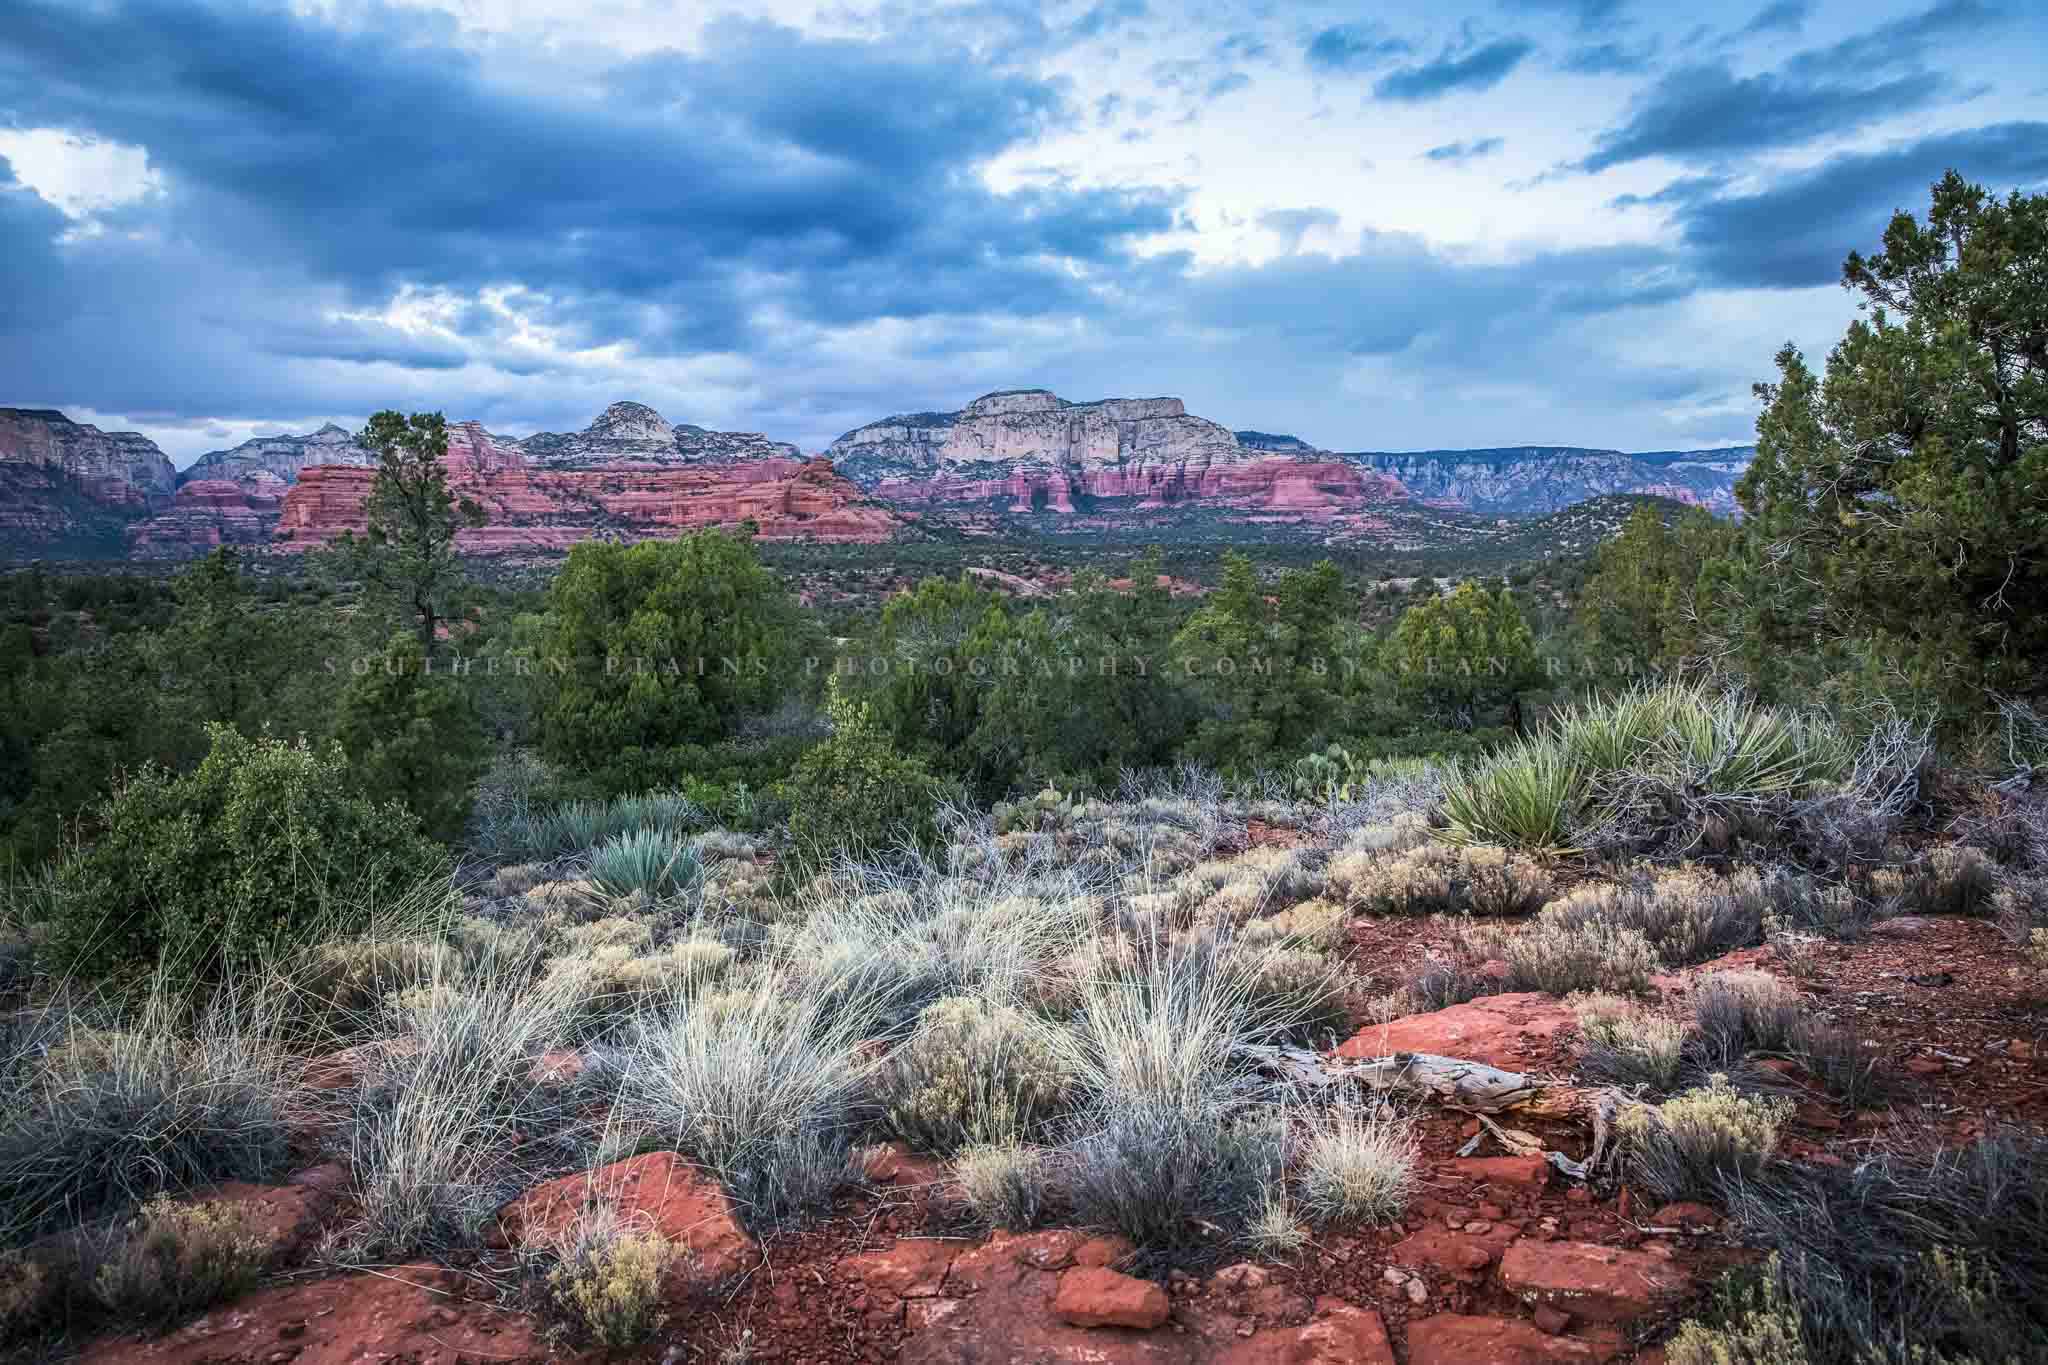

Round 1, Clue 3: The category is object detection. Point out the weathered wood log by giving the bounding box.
[1236,1044,1626,1180]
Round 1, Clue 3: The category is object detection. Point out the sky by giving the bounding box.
[2,0,2044,467]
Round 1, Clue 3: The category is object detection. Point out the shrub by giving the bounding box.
[1296,1112,1415,1225]
[334,631,490,843]
[880,997,1070,1155]
[1893,846,2000,918]
[44,726,447,989]
[1330,844,1552,919]
[0,1251,53,1344]
[91,1196,272,1323]
[952,1142,1053,1231]
[1575,994,1687,1091]
[788,689,953,853]
[586,829,702,901]
[1689,971,1803,1069]
[0,986,292,1245]
[1545,869,1771,967]
[1463,918,1658,995]
[1621,1079,1791,1203]
[1242,947,1354,1048]
[1667,1259,1810,1365]
[1461,846,1557,917]
[542,1207,677,1348]
[546,937,735,1039]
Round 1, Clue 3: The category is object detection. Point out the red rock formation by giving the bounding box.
[274,426,900,551]
[127,474,289,558]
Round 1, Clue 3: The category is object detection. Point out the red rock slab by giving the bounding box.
[840,1238,959,1298]
[76,1263,559,1364]
[1335,993,1578,1071]
[1498,1239,1693,1324]
[1390,1220,1522,1279]
[1212,1298,1396,1365]
[1054,1266,1171,1329]
[493,1151,755,1283]
[1406,1313,1620,1364]
[1442,1154,1552,1193]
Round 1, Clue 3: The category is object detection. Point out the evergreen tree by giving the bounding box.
[334,631,490,842]
[332,410,485,653]
[1740,173,2048,726]
[1383,581,1542,729]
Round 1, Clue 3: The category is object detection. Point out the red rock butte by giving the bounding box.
[273,422,900,551]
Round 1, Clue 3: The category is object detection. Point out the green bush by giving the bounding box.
[334,631,490,843]
[586,829,702,901]
[43,726,446,988]
[788,688,954,853]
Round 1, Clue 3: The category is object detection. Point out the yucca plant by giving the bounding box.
[1441,737,1586,850]
[586,829,701,901]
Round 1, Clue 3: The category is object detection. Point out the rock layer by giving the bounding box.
[0,408,178,555]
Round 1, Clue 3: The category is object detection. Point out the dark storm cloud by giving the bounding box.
[1578,0,2005,172]
[1304,23,1412,72]
[0,0,1178,419]
[1374,38,1536,101]
[1423,136,1507,161]
[1661,122,2048,287]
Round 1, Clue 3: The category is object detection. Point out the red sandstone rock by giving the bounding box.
[1334,993,1578,1071]
[1053,1266,1171,1329]
[1444,1154,1552,1193]
[76,1262,555,1364]
[1406,1313,1619,1364]
[1073,1234,1137,1268]
[1390,1220,1521,1278]
[493,1151,755,1284]
[1212,1298,1396,1364]
[840,1239,957,1298]
[1498,1239,1693,1324]
[1649,1201,1722,1230]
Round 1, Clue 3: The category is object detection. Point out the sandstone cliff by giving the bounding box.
[274,418,898,551]
[517,401,803,468]
[177,423,375,490]
[0,408,177,556]
[826,389,1407,526]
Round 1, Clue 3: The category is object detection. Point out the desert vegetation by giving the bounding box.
[0,174,2044,1363]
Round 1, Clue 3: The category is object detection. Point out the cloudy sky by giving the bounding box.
[2,0,2044,466]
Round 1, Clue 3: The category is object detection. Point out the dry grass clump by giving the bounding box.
[0,1250,53,1345]
[878,996,1070,1154]
[287,936,460,1040]
[540,1206,678,1348]
[1574,994,1687,1091]
[1621,1078,1791,1203]
[952,1142,1054,1231]
[0,984,294,1246]
[339,958,594,1259]
[1460,918,1658,996]
[1244,1187,1309,1259]
[523,878,604,921]
[1239,896,1347,952]
[616,973,880,1227]
[91,1196,273,1324]
[546,937,736,1038]
[1295,1111,1416,1224]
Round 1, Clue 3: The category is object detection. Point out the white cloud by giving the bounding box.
[0,128,162,218]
